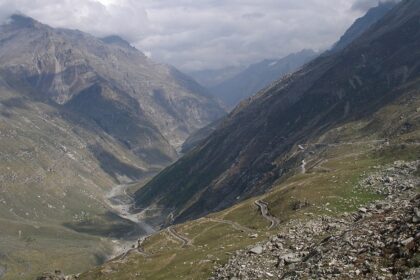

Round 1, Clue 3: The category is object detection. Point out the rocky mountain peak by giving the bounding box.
[7,14,46,29]
[101,35,133,49]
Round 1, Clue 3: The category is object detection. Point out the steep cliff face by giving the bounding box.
[134,0,420,224]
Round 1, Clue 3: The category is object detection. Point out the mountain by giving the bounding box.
[188,66,246,88]
[133,0,420,225]
[0,15,225,155]
[78,2,419,279]
[332,1,397,51]
[0,15,225,279]
[209,49,317,109]
[181,2,398,153]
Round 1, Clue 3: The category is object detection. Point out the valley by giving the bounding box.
[0,1,419,280]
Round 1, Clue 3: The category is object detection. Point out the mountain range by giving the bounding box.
[0,0,419,279]
[74,1,419,279]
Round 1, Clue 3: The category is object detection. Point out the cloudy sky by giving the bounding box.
[0,0,389,71]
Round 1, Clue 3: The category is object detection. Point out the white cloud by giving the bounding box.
[0,0,386,71]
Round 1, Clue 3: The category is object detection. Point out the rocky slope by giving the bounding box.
[134,0,420,225]
[213,161,420,279]
[209,49,317,109]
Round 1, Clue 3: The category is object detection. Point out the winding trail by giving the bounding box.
[206,218,255,234]
[166,227,192,247]
[108,234,151,262]
[255,200,280,230]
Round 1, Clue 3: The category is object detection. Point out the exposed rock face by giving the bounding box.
[212,161,420,279]
[134,0,420,224]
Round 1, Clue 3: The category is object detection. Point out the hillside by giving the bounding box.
[79,76,420,279]
[0,15,224,280]
[134,0,420,226]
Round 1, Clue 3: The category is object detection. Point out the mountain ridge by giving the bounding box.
[133,0,420,225]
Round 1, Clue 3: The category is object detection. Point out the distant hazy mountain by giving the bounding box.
[332,1,397,51]
[209,49,317,109]
[188,66,246,88]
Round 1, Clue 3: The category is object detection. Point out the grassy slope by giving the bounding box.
[79,88,420,279]
[0,86,154,279]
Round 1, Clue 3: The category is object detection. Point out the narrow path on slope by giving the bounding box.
[254,200,280,230]
[205,218,255,234]
[166,227,192,247]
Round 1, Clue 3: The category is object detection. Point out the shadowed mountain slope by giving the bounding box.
[134,0,420,225]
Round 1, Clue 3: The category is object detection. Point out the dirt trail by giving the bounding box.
[254,200,280,230]
[166,227,192,247]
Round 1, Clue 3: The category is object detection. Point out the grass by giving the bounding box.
[80,139,420,280]
[80,88,420,279]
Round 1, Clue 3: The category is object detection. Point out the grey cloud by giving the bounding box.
[0,0,376,71]
[0,0,148,41]
[351,0,400,12]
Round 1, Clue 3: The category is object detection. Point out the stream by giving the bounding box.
[105,184,156,256]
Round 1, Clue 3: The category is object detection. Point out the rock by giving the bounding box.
[279,253,302,264]
[249,245,263,255]
[249,233,259,239]
[212,160,420,280]
[401,237,414,246]
[358,207,368,213]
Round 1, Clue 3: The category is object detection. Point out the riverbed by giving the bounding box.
[105,184,156,257]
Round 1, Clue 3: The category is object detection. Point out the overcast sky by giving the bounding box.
[0,0,390,71]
